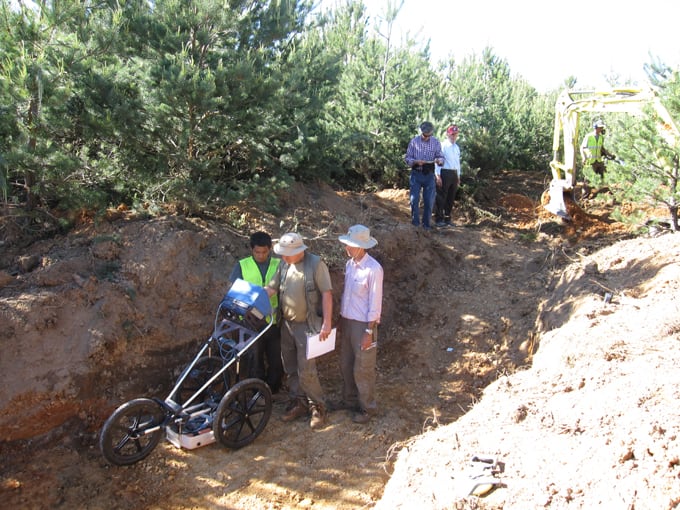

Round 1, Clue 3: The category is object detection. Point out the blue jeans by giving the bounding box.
[410,170,436,228]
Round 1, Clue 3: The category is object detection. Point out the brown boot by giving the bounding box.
[281,399,308,422]
[309,403,327,430]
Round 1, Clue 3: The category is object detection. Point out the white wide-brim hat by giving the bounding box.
[339,224,377,249]
[274,232,308,256]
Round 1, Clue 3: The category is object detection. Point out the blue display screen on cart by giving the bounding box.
[221,279,272,317]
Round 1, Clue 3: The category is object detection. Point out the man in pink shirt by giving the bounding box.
[336,225,384,424]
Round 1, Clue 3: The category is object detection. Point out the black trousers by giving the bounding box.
[246,323,283,392]
[592,161,606,177]
[434,169,460,222]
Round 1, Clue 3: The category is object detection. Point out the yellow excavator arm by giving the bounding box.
[545,87,680,219]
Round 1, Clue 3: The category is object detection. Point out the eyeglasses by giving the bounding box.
[422,133,432,138]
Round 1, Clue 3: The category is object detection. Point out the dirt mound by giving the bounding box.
[2,170,675,509]
[379,233,680,509]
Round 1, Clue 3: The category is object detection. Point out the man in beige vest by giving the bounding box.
[266,233,333,430]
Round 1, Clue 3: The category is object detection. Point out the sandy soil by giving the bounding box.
[1,170,678,509]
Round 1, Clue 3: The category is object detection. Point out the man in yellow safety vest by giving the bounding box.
[581,119,615,180]
[229,231,283,393]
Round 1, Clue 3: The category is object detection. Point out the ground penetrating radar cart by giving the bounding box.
[99,279,274,466]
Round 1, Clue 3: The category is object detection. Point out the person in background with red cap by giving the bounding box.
[434,124,462,227]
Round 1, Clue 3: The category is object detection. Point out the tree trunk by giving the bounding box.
[25,96,39,211]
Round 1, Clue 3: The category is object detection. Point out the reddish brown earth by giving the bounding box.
[1,170,678,509]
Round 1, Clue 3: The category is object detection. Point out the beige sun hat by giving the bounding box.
[274,232,308,256]
[338,224,377,249]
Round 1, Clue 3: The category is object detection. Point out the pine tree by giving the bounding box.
[608,95,680,231]
[435,48,554,175]
[316,0,434,188]
[0,0,148,210]
[603,59,680,232]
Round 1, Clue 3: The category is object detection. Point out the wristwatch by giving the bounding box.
[364,328,373,334]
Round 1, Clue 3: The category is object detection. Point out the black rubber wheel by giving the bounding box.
[214,378,272,449]
[176,356,232,406]
[99,398,166,466]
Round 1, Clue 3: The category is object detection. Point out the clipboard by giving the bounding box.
[306,328,337,360]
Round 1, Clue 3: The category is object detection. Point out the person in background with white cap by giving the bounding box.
[335,225,383,424]
[265,232,333,430]
[581,119,615,180]
[434,124,462,227]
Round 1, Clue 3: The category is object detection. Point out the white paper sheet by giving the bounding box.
[306,328,337,360]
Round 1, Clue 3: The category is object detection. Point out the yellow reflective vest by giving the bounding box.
[581,133,605,165]
[239,256,280,323]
